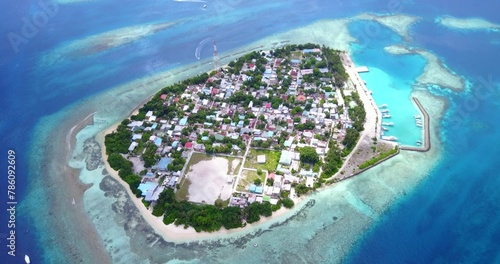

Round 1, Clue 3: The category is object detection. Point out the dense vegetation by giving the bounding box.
[299,146,320,164]
[321,141,343,178]
[105,121,132,154]
[104,120,143,196]
[152,189,284,232]
[345,91,366,132]
[321,47,349,87]
[106,152,142,197]
[359,146,399,170]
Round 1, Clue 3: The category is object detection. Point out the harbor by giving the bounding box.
[399,97,431,152]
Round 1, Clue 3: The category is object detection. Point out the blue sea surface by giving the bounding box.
[1,0,500,263]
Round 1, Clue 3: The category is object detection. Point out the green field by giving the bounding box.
[291,51,302,60]
[236,169,266,192]
[175,178,191,201]
[225,156,242,175]
[244,149,281,172]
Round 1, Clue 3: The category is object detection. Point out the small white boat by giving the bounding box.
[72,198,76,205]
[381,109,389,113]
[416,141,422,146]
[381,136,398,141]
[416,124,423,127]
[382,126,389,131]
[383,114,392,118]
[414,115,422,119]
[203,4,207,9]
[25,255,30,264]
[382,122,394,126]
[253,243,258,247]
[379,104,388,108]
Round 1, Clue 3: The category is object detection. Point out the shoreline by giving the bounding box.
[96,122,306,242]
[96,48,394,241]
[26,108,112,263]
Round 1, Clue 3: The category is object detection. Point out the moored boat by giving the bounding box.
[381,135,398,141]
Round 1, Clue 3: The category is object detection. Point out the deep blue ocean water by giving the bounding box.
[1,0,499,263]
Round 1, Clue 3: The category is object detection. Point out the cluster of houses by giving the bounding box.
[126,47,355,205]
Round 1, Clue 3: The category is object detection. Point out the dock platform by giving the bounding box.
[355,66,369,73]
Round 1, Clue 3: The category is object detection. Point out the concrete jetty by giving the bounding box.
[355,66,369,73]
[400,97,431,152]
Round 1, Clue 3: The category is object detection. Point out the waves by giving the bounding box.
[194,37,212,60]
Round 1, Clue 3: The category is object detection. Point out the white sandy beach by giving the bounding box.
[437,16,500,31]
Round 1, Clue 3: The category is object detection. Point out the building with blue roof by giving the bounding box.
[151,123,158,130]
[279,150,292,165]
[132,134,143,140]
[138,181,158,196]
[249,184,257,193]
[154,137,162,147]
[237,120,244,128]
[157,157,172,171]
[255,186,263,194]
[267,131,274,138]
[172,141,179,148]
[179,118,188,126]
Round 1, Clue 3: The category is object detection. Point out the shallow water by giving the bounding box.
[2,0,500,263]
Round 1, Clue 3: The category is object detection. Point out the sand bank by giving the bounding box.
[23,109,111,263]
[437,16,500,31]
[384,45,465,91]
[355,13,420,40]
[40,20,185,67]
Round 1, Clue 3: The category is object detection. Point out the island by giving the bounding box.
[104,43,400,233]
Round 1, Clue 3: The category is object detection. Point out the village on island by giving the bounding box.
[104,43,416,232]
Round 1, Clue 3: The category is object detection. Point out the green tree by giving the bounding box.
[299,146,319,164]
[281,198,295,209]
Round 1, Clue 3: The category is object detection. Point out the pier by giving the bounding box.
[355,66,369,73]
[400,97,431,152]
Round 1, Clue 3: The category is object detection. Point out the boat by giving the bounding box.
[381,109,389,113]
[382,126,389,131]
[416,124,423,127]
[414,115,422,119]
[25,255,30,264]
[203,4,207,9]
[253,243,258,247]
[383,114,391,118]
[382,122,394,126]
[379,104,388,108]
[72,198,76,205]
[381,136,398,141]
[416,140,422,146]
